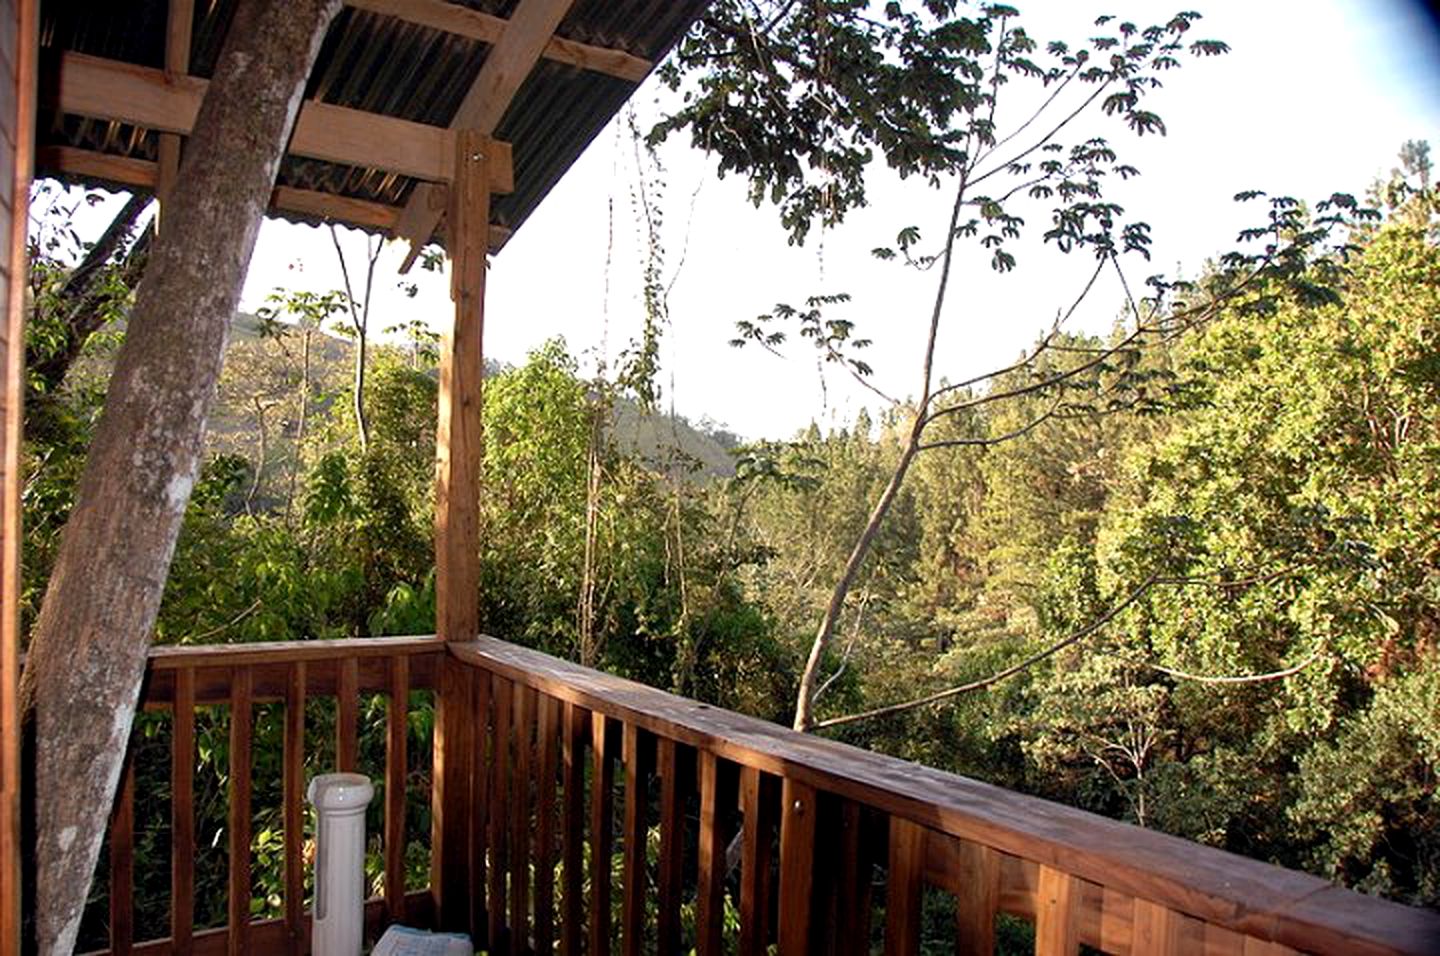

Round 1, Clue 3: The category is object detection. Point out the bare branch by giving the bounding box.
[967,80,1112,189]
[972,63,1082,169]
[1102,647,1324,685]
[916,392,1065,452]
[813,573,1160,730]
[925,255,1107,409]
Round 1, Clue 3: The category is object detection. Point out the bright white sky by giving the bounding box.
[232,0,1439,442]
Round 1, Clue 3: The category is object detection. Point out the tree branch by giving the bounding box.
[813,573,1159,730]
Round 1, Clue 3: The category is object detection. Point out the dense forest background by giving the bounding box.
[20,133,1438,944]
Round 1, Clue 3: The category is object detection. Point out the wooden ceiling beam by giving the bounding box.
[35,145,515,252]
[53,52,514,192]
[345,0,651,83]
[393,0,577,269]
[155,0,193,211]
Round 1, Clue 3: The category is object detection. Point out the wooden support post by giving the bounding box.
[434,128,489,644]
[0,2,36,951]
[431,126,490,934]
[157,0,193,216]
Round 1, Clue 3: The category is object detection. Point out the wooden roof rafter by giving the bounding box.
[344,0,652,83]
[52,52,515,192]
[34,0,705,250]
[392,0,580,270]
[35,145,515,252]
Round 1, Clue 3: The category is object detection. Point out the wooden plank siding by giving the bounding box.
[0,2,34,951]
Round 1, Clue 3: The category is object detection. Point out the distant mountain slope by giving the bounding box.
[212,313,737,480]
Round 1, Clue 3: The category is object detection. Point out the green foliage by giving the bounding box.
[724,191,1439,905]
[657,4,1226,243]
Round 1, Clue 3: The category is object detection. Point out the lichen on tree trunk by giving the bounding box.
[16,0,342,950]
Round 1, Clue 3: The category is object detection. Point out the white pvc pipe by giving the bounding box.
[307,772,375,956]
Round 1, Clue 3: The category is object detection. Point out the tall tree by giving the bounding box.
[17,1,341,950]
[666,4,1360,730]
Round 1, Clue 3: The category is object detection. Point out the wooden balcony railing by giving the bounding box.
[85,636,443,956]
[86,636,1440,956]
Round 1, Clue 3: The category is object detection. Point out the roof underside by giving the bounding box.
[35,0,707,252]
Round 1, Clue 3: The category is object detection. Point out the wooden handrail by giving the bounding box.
[85,637,442,956]
[450,636,1440,956]
[80,635,1440,955]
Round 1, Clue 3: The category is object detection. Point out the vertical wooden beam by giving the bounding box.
[1035,865,1080,956]
[1133,899,1182,953]
[0,2,36,951]
[434,128,490,644]
[836,801,875,956]
[953,840,999,956]
[227,669,253,956]
[488,677,512,951]
[696,751,736,956]
[385,655,410,925]
[337,656,359,773]
[589,713,616,956]
[157,0,193,213]
[739,767,778,956]
[468,668,491,942]
[282,662,306,956]
[777,779,816,956]
[620,724,651,956]
[560,701,588,956]
[108,751,136,956]
[431,129,489,935]
[534,694,560,955]
[510,684,535,953]
[655,739,687,956]
[172,669,196,955]
[431,653,474,932]
[884,817,924,956]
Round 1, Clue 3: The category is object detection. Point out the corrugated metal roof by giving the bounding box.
[35,0,708,249]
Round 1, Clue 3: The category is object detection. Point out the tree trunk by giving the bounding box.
[17,1,341,951]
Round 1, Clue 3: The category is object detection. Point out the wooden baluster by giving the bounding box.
[385,655,410,925]
[696,750,737,956]
[1035,865,1080,956]
[589,713,616,956]
[228,667,253,956]
[739,766,778,956]
[283,661,306,955]
[1133,899,1182,952]
[778,779,816,956]
[954,839,998,956]
[434,654,475,932]
[488,677,512,953]
[833,802,877,956]
[884,817,924,956]
[534,694,560,955]
[621,724,652,956]
[171,668,196,955]
[511,684,536,955]
[338,656,359,773]
[470,668,491,944]
[655,739,688,956]
[561,701,589,956]
[109,748,135,956]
